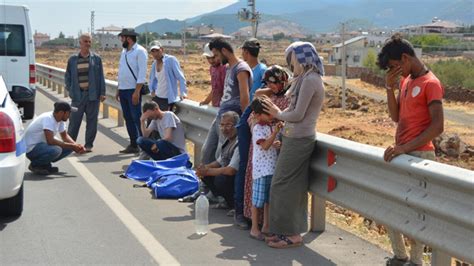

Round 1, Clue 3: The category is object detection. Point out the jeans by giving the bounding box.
[67,91,100,149]
[152,96,175,111]
[26,143,73,168]
[136,137,181,160]
[119,89,142,147]
[201,115,223,165]
[201,174,235,208]
[234,106,252,216]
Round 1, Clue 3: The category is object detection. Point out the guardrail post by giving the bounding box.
[47,79,52,89]
[52,82,57,91]
[42,76,47,86]
[58,84,63,94]
[432,250,451,266]
[102,103,109,119]
[117,111,124,127]
[193,143,202,166]
[63,86,68,98]
[310,193,326,232]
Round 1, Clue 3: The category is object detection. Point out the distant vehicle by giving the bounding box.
[0,4,36,120]
[0,76,25,216]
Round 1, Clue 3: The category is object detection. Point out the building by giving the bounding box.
[33,31,50,47]
[154,39,182,48]
[328,35,422,67]
[187,25,224,37]
[95,25,122,49]
[400,18,462,36]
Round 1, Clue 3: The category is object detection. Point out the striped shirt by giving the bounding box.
[77,54,90,90]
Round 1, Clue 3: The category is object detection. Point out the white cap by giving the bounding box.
[202,43,214,58]
[149,40,162,52]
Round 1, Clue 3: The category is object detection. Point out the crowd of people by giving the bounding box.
[24,29,444,265]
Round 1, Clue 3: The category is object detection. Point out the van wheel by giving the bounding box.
[21,101,35,120]
[0,183,23,217]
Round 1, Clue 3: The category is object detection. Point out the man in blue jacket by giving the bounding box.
[65,33,106,152]
[148,41,187,111]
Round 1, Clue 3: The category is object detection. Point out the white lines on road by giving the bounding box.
[66,156,180,266]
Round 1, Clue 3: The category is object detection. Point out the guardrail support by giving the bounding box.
[193,143,202,167]
[432,250,451,266]
[52,82,57,91]
[102,103,109,119]
[58,84,63,94]
[310,193,326,232]
[117,111,124,127]
[47,79,51,88]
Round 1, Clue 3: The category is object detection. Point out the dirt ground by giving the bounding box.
[36,46,473,258]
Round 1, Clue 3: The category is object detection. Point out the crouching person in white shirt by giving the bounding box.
[25,101,86,175]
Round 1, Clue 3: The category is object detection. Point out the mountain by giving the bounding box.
[136,0,474,35]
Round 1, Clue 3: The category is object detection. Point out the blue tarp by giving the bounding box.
[125,153,199,198]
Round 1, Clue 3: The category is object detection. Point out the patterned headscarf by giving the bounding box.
[285,41,325,76]
[262,65,289,84]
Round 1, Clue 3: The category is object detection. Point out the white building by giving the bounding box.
[328,35,422,67]
[400,19,462,36]
[155,39,182,48]
[95,25,122,49]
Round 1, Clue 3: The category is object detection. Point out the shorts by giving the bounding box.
[252,175,272,208]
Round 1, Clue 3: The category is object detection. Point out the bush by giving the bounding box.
[429,59,474,90]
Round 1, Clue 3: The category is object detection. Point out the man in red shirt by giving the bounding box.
[378,34,444,266]
[200,43,226,107]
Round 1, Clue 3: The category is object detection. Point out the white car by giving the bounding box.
[0,75,25,216]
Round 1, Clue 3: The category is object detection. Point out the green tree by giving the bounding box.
[273,32,285,41]
[58,31,65,39]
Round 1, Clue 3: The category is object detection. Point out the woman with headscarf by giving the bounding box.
[243,65,291,237]
[262,42,325,248]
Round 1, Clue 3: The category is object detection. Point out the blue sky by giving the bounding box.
[3,0,237,37]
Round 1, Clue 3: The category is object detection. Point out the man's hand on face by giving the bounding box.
[385,66,402,90]
[140,112,150,122]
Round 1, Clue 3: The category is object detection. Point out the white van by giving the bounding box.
[0,4,36,119]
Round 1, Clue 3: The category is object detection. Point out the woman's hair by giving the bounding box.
[377,33,416,70]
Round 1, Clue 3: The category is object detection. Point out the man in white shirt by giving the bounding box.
[25,101,86,175]
[116,28,148,154]
[138,101,187,160]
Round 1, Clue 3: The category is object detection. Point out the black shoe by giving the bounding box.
[178,190,200,203]
[234,214,250,230]
[28,164,50,175]
[385,256,409,266]
[119,145,139,154]
[47,166,59,173]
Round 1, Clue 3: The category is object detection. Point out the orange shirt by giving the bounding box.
[396,71,444,151]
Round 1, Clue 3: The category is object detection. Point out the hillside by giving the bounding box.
[135,0,473,35]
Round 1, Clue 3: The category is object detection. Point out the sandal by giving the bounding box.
[267,235,302,249]
[264,234,279,243]
[249,233,265,241]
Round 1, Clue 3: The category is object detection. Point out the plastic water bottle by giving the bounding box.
[195,192,209,235]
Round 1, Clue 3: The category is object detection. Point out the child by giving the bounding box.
[249,97,283,240]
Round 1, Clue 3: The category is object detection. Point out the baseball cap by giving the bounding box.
[54,101,77,113]
[149,40,162,52]
[202,43,214,58]
[240,38,261,49]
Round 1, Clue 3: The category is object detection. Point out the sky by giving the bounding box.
[2,0,238,37]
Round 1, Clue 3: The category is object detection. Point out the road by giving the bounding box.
[324,76,474,129]
[0,87,390,265]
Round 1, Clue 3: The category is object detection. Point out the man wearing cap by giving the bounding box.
[148,41,187,111]
[233,38,267,229]
[117,28,148,154]
[65,32,106,153]
[200,43,226,108]
[25,102,86,175]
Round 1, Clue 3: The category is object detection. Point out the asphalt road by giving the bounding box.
[0,87,390,265]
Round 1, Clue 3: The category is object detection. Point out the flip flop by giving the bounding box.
[267,235,303,249]
[250,233,265,241]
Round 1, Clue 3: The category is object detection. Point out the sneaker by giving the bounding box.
[28,164,50,175]
[211,201,229,209]
[119,145,139,154]
[84,147,93,153]
[205,191,220,203]
[178,191,200,203]
[234,214,249,230]
[385,256,408,266]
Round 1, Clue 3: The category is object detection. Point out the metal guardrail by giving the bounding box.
[36,63,474,265]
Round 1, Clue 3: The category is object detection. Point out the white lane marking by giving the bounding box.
[67,156,180,266]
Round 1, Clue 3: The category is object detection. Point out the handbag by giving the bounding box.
[124,53,150,95]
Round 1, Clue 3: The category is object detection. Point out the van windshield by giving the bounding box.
[0,24,26,56]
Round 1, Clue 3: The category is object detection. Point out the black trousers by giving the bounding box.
[201,174,235,208]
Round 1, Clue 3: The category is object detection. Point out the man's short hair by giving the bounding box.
[241,38,261,57]
[80,32,92,41]
[250,97,269,115]
[209,38,234,54]
[221,111,239,125]
[142,101,158,112]
[53,101,77,113]
[377,33,416,70]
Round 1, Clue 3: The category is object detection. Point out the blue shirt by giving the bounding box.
[118,43,148,90]
[250,62,267,100]
[149,54,187,104]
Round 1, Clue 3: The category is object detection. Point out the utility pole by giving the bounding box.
[182,22,187,64]
[90,11,95,35]
[145,25,148,50]
[341,22,347,110]
[238,0,259,38]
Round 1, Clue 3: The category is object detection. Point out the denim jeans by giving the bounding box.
[119,89,142,147]
[26,143,73,168]
[67,91,100,149]
[201,174,235,208]
[201,115,223,165]
[136,137,181,161]
[234,106,252,216]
